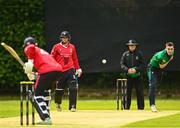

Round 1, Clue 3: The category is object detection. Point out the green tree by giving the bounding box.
[0,0,45,91]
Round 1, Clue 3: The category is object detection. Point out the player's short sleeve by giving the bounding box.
[24,44,35,59]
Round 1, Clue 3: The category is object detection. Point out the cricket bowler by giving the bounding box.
[147,42,174,112]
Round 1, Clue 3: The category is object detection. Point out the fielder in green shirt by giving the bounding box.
[147,42,174,112]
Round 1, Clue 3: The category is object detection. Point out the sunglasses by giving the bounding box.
[167,48,174,50]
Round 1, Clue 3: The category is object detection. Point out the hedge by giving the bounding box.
[0,0,45,90]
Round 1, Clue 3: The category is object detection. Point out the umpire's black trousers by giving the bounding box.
[126,76,144,110]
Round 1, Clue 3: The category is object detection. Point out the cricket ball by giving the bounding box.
[102,59,107,64]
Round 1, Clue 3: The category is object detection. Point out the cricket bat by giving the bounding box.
[1,42,25,66]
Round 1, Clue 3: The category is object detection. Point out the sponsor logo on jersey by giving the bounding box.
[162,60,166,63]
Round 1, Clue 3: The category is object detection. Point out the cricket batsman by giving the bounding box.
[147,42,174,112]
[23,37,63,125]
[51,31,82,112]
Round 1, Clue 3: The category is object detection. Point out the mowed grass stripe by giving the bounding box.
[122,113,180,128]
[1,99,180,117]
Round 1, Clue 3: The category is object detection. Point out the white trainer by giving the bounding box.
[151,105,158,112]
[36,117,52,125]
[70,107,76,112]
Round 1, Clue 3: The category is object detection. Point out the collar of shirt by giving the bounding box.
[60,42,69,48]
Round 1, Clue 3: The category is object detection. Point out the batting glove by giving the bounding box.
[23,60,33,74]
[27,73,35,81]
[75,68,82,77]
[27,72,38,81]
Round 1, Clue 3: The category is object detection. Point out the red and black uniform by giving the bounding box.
[51,42,80,110]
[24,44,62,120]
[51,42,80,71]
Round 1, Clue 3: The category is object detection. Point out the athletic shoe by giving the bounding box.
[151,105,158,112]
[36,118,52,125]
[70,107,76,112]
[56,104,62,111]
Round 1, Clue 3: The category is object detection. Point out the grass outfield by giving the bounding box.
[122,113,180,128]
[0,99,180,127]
[1,99,180,118]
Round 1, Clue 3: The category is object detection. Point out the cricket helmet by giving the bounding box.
[23,37,36,47]
[60,31,71,40]
[126,39,139,46]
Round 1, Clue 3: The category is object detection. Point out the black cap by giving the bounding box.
[23,37,36,47]
[126,39,139,46]
[60,31,71,39]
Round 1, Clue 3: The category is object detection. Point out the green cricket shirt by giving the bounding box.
[150,49,174,68]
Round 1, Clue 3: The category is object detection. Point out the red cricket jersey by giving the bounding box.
[24,44,62,74]
[51,42,80,72]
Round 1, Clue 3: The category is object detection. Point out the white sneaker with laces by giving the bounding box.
[151,105,158,112]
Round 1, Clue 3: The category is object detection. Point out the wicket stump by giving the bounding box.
[116,79,127,110]
[20,81,35,125]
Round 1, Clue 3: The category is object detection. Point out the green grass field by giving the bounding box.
[122,113,180,128]
[0,99,180,127]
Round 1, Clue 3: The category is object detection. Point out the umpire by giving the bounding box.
[120,39,144,110]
